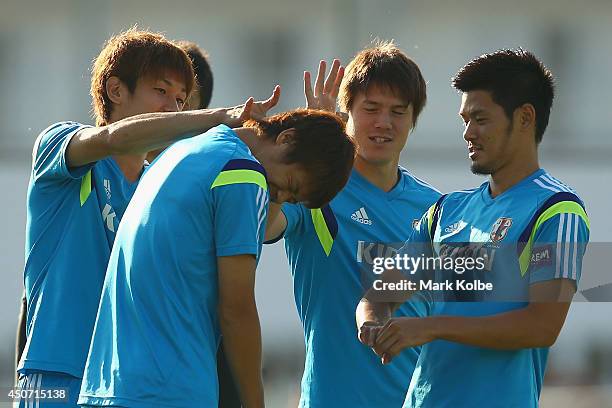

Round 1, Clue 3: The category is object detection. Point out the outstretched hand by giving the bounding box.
[304,59,344,112]
[225,85,281,127]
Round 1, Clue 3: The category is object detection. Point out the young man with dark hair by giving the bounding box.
[16,28,278,407]
[264,42,441,407]
[77,110,355,408]
[356,49,589,407]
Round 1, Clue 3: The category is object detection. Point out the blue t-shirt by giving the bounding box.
[79,125,269,408]
[402,168,590,408]
[20,121,138,377]
[280,168,441,408]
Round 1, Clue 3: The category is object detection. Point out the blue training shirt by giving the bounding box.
[280,168,441,408]
[402,168,590,408]
[20,121,137,377]
[79,125,269,408]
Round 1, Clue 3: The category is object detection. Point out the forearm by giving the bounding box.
[356,266,417,328]
[68,108,228,167]
[356,298,397,327]
[431,303,569,349]
[220,307,265,408]
[105,108,228,154]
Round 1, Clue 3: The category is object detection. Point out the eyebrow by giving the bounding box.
[459,108,487,117]
[363,100,409,109]
[160,78,187,94]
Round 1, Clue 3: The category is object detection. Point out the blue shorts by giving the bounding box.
[15,371,81,408]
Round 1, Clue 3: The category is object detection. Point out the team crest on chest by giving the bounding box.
[489,217,513,242]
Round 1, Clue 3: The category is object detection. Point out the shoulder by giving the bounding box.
[441,185,482,205]
[399,166,442,196]
[526,172,588,230]
[33,121,90,157]
[529,171,583,205]
[210,142,266,191]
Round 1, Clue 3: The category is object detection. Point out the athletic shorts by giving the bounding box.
[14,370,81,408]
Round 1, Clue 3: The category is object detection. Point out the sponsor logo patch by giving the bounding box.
[531,245,553,267]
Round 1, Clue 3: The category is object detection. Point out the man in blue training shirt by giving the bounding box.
[17,28,280,408]
[265,42,441,407]
[356,49,589,408]
[78,110,355,408]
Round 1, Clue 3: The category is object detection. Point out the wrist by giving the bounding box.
[208,108,228,126]
[425,316,447,341]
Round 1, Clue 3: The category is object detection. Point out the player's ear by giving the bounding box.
[516,103,536,131]
[106,76,127,105]
[276,128,296,145]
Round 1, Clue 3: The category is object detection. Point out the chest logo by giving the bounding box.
[351,207,372,225]
[490,217,513,242]
[104,179,112,200]
[439,220,467,241]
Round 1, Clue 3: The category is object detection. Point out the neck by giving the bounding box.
[353,155,399,192]
[489,152,539,197]
[113,153,146,183]
[233,127,270,163]
[106,115,146,183]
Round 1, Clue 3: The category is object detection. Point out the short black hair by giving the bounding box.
[177,40,213,109]
[452,48,554,144]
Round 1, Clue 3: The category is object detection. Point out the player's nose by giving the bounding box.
[463,122,477,142]
[374,112,392,130]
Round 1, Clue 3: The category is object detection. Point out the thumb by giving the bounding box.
[358,325,372,346]
[239,97,254,121]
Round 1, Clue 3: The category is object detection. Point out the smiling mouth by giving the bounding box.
[369,136,392,144]
[468,144,483,159]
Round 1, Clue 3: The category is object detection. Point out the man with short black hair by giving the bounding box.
[357,49,589,407]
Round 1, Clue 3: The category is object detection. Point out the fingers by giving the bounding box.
[239,97,254,121]
[304,71,314,106]
[315,60,326,96]
[324,59,341,94]
[375,327,399,354]
[375,319,397,347]
[262,85,281,110]
[358,325,370,345]
[373,335,400,362]
[358,325,375,347]
[358,324,381,347]
[385,342,405,363]
[330,66,344,99]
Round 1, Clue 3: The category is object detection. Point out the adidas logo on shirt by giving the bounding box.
[351,207,372,225]
[104,179,112,200]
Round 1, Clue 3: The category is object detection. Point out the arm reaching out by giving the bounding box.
[66,86,281,168]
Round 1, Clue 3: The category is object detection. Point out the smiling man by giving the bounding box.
[78,110,355,408]
[356,49,590,407]
[16,28,279,408]
[264,42,441,407]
